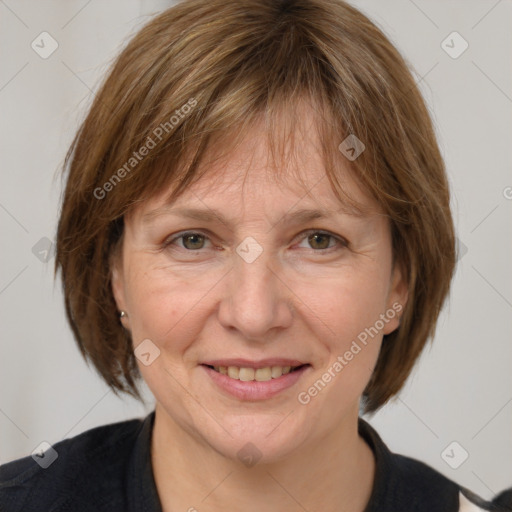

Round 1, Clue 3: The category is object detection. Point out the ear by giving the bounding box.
[110,246,127,314]
[383,259,409,335]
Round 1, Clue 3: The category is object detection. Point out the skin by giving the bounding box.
[111,107,408,512]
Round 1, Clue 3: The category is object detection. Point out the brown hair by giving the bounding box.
[55,0,456,413]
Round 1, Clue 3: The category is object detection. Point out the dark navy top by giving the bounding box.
[1,411,510,511]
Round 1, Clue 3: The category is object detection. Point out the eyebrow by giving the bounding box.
[142,204,367,228]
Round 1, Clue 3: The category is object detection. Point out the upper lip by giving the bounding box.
[201,358,308,369]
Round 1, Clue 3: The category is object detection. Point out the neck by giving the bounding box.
[151,402,375,512]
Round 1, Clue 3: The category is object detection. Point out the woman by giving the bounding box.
[0,0,510,510]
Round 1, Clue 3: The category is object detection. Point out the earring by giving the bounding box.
[119,310,128,319]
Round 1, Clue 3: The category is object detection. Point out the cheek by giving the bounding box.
[122,259,218,352]
[306,265,391,403]
[298,272,389,413]
[308,264,391,343]
[293,274,389,430]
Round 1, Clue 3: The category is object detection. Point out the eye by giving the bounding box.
[163,229,348,253]
[295,230,348,252]
[164,231,213,251]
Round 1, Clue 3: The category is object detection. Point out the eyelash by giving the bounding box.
[163,229,349,254]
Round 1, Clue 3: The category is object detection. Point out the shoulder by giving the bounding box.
[391,452,511,511]
[359,418,512,512]
[0,416,146,512]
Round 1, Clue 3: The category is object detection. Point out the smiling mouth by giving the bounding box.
[203,364,308,381]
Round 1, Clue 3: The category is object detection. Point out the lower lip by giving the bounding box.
[202,365,310,401]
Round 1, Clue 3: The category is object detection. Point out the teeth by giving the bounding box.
[255,368,272,381]
[239,367,254,381]
[271,366,283,378]
[213,365,297,381]
[227,366,239,379]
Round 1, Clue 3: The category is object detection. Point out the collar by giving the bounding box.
[124,411,452,512]
[126,410,162,512]
[357,416,399,511]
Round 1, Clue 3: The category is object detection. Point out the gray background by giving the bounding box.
[0,0,511,501]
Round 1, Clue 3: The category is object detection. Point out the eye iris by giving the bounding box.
[183,233,205,250]
[309,233,330,250]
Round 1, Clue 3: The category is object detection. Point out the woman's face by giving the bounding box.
[112,114,408,464]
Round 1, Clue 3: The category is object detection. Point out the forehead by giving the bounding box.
[131,101,382,224]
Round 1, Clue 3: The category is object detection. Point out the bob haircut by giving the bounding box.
[55,0,456,414]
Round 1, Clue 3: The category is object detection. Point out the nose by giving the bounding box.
[217,248,294,341]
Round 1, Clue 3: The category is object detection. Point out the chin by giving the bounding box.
[199,411,312,466]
